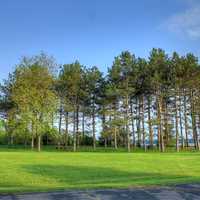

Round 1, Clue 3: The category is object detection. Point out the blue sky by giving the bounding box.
[0,0,200,81]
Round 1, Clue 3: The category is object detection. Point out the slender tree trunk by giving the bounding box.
[37,135,41,152]
[191,112,199,150]
[179,95,184,149]
[73,110,76,152]
[160,99,165,152]
[82,112,85,141]
[148,96,153,149]
[141,95,146,151]
[157,92,164,152]
[136,97,141,147]
[163,100,169,146]
[31,120,34,150]
[184,91,189,148]
[58,104,62,135]
[130,100,136,148]
[24,132,28,148]
[175,93,179,152]
[92,102,96,149]
[125,94,130,152]
[76,106,79,148]
[102,111,107,148]
[105,138,107,148]
[156,95,161,151]
[113,102,118,149]
[114,126,117,149]
[57,105,62,149]
[31,135,34,150]
[190,90,200,150]
[64,112,68,147]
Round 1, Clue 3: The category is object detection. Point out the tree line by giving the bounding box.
[0,49,200,152]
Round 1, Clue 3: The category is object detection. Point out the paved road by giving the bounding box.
[0,184,200,200]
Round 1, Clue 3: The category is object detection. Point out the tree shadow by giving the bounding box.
[21,164,198,189]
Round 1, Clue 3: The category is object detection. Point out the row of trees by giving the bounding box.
[0,49,200,152]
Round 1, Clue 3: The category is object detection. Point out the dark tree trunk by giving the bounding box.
[37,135,41,152]
[190,90,200,150]
[160,99,165,152]
[82,112,85,141]
[73,110,76,152]
[141,95,146,151]
[58,104,62,135]
[102,111,107,148]
[175,94,179,152]
[114,126,117,149]
[179,95,184,149]
[184,91,189,147]
[148,96,153,149]
[136,97,141,147]
[113,102,118,149]
[157,93,164,152]
[125,94,130,152]
[31,121,34,150]
[104,138,107,148]
[156,95,161,151]
[64,112,68,147]
[76,106,79,148]
[92,102,96,150]
[130,100,136,148]
[163,100,169,146]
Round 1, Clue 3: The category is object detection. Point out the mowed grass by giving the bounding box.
[0,149,200,193]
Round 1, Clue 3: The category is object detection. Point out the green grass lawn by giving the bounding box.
[0,149,200,193]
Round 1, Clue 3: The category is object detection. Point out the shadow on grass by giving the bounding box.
[22,164,199,188]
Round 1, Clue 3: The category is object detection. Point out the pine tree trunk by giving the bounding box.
[73,110,76,152]
[113,102,118,149]
[58,105,62,135]
[114,126,117,149]
[130,100,136,148]
[183,91,189,148]
[104,138,107,148]
[163,100,169,146]
[156,92,164,152]
[92,102,96,150]
[76,106,79,148]
[37,135,41,152]
[148,96,153,149]
[175,94,179,152]
[102,111,106,148]
[179,95,184,149]
[24,133,28,148]
[126,94,130,152]
[156,95,161,151]
[141,95,146,151]
[31,134,34,150]
[82,112,85,141]
[64,112,68,147]
[31,121,34,150]
[190,90,200,150]
[136,97,141,147]
[160,98,165,152]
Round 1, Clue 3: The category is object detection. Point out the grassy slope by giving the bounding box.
[0,150,200,193]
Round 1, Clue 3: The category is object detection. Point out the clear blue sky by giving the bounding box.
[0,0,200,81]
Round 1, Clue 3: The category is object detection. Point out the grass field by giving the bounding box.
[0,148,200,193]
